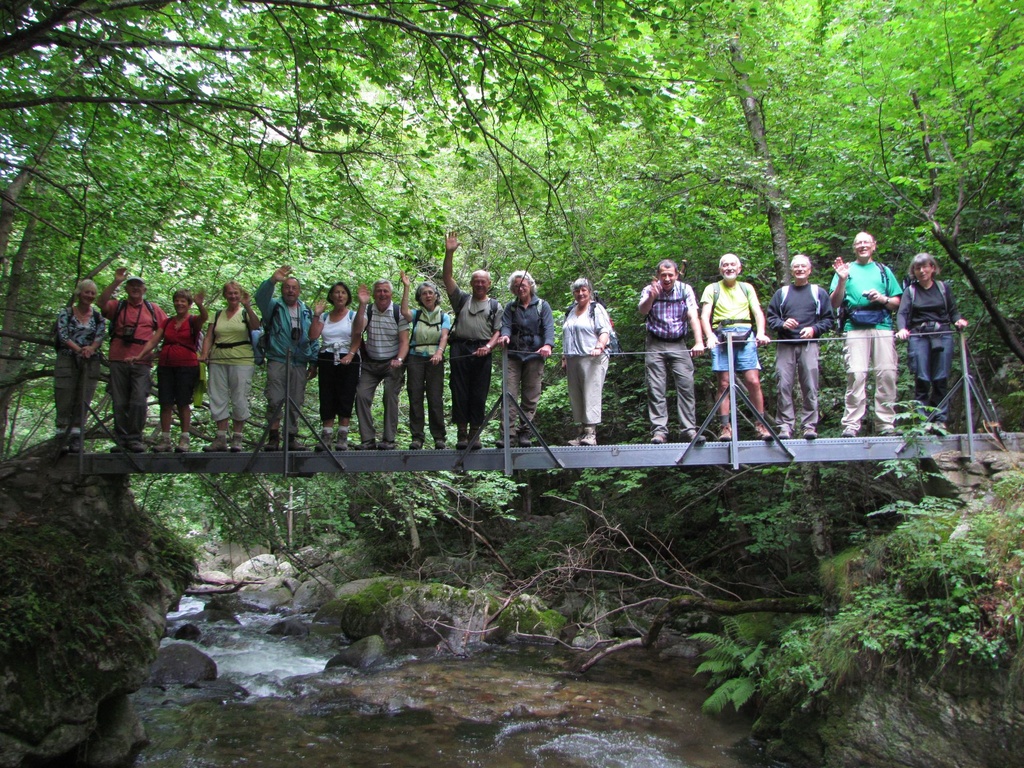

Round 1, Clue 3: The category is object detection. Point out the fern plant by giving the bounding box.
[692,616,766,714]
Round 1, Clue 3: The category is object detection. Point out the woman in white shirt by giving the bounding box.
[561,278,611,446]
[310,281,362,450]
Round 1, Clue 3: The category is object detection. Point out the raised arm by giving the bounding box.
[442,231,459,296]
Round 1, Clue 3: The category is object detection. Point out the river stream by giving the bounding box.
[132,598,779,768]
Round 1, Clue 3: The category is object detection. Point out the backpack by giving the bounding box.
[114,299,159,335]
[779,284,832,334]
[451,293,501,338]
[902,280,952,319]
[838,261,894,328]
[252,306,278,365]
[211,308,256,356]
[409,308,446,353]
[53,307,101,352]
[709,281,755,326]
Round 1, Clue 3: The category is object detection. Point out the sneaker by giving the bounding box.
[409,439,424,450]
[176,435,191,453]
[204,434,229,452]
[841,428,858,438]
[650,433,667,445]
[803,429,818,440]
[433,440,446,450]
[127,440,147,453]
[755,423,772,441]
[777,428,793,439]
[718,424,733,441]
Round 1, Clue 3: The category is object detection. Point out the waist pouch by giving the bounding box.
[849,308,890,326]
[716,326,752,343]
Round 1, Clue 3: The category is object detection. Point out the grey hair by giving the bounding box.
[719,253,742,267]
[73,279,98,300]
[570,277,592,293]
[508,270,536,295]
[415,281,440,305]
[909,252,940,278]
[373,279,393,292]
[655,259,679,274]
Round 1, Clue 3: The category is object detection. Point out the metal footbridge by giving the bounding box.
[71,335,1011,476]
[74,431,1015,476]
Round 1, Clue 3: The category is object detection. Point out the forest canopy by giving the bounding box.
[1,0,1023,454]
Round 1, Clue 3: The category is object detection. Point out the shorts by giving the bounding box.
[711,328,761,372]
[157,365,199,407]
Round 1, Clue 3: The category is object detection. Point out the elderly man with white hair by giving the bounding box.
[354,278,409,450]
[765,255,835,439]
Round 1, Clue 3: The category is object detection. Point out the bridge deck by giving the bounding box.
[75,432,1012,475]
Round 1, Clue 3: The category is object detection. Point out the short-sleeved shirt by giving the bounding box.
[563,302,612,357]
[641,281,696,340]
[701,281,757,328]
[102,299,168,364]
[158,315,202,367]
[829,261,903,331]
[363,302,409,360]
[448,288,501,342]
[56,307,106,357]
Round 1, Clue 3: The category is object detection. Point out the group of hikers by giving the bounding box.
[53,230,968,454]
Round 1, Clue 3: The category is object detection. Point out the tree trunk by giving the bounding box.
[729,38,790,283]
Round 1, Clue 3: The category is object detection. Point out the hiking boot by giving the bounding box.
[409,439,424,450]
[152,435,173,453]
[335,434,349,451]
[377,441,396,450]
[803,428,818,440]
[777,428,793,439]
[579,427,597,447]
[434,439,447,450]
[176,435,191,453]
[650,433,667,445]
[230,433,244,452]
[516,432,532,448]
[357,440,376,451]
[456,424,469,450]
[204,434,229,452]
[879,426,898,437]
[841,428,858,438]
[264,434,281,451]
[682,430,706,446]
[754,423,772,441]
[67,434,82,454]
[127,440,147,453]
[286,436,307,451]
[718,424,733,441]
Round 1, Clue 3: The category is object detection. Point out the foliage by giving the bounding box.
[760,482,1024,711]
[692,616,769,714]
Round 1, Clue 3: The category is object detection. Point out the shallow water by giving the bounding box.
[133,598,777,768]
